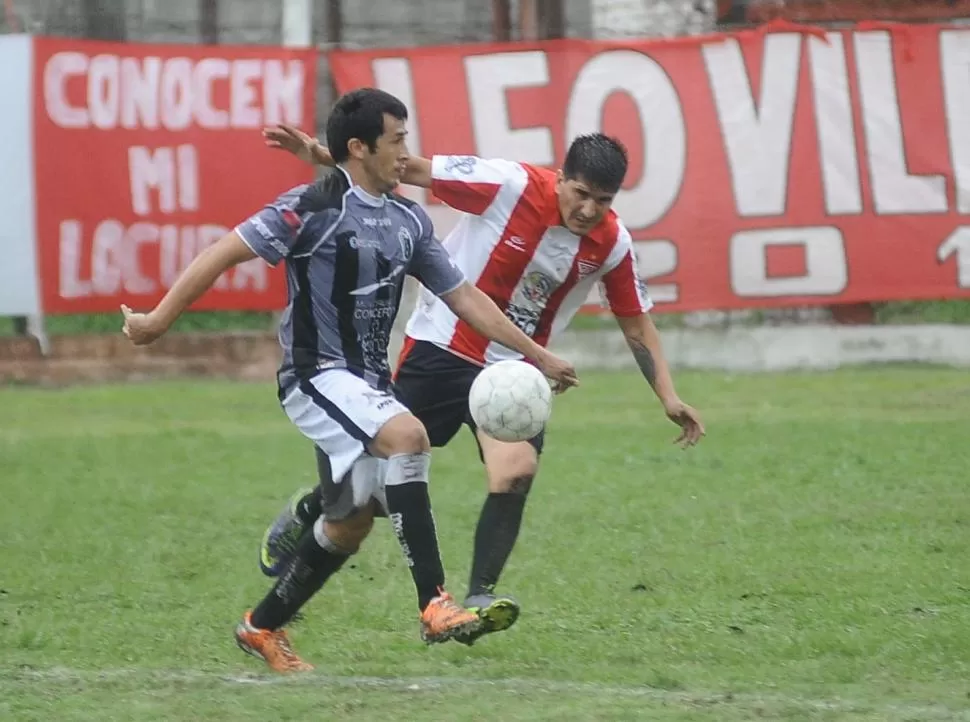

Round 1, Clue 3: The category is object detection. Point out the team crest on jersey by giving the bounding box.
[398,226,414,260]
[444,155,477,175]
[577,259,600,278]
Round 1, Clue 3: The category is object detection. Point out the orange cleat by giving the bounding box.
[234,611,314,673]
[420,589,482,644]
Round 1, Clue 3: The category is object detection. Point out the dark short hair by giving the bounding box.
[326,88,408,163]
[562,133,628,194]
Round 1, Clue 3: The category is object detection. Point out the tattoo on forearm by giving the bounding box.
[628,338,658,389]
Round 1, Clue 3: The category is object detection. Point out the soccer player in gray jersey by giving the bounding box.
[120,88,578,673]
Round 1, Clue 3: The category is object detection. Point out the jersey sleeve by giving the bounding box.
[407,204,466,297]
[234,185,316,266]
[601,224,654,317]
[430,155,522,217]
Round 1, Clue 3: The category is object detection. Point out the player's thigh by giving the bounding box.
[393,340,478,448]
[474,427,542,493]
[283,369,407,516]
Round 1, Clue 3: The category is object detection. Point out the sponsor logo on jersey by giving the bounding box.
[504,235,527,252]
[444,155,477,175]
[349,264,405,296]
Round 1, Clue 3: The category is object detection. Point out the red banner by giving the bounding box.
[34,37,316,314]
[330,23,970,313]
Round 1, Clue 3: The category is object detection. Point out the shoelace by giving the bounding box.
[271,631,302,663]
[434,595,472,621]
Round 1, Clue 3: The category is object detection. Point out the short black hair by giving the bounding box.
[562,133,628,194]
[326,88,408,163]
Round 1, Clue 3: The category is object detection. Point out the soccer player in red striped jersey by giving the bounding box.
[258,121,705,645]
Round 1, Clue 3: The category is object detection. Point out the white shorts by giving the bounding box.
[281,369,408,518]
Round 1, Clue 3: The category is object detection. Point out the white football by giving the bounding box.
[468,359,553,443]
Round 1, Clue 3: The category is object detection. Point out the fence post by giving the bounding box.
[282,0,313,49]
[81,0,126,40]
[200,0,218,44]
[492,0,512,41]
[270,0,315,332]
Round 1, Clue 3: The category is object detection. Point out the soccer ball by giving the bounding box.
[468,360,553,443]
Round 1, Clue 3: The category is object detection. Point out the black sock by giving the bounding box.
[468,492,529,598]
[295,490,322,526]
[383,453,444,611]
[250,525,348,630]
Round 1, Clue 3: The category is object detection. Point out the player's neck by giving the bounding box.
[337,163,384,200]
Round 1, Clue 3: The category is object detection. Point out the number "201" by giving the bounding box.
[631,226,970,305]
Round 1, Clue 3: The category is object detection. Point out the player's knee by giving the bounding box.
[372,413,430,457]
[493,472,535,496]
[509,473,535,495]
[485,446,538,494]
[393,417,430,454]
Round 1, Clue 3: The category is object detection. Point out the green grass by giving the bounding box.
[1,369,970,720]
[0,311,275,336]
[4,299,970,337]
[875,299,970,324]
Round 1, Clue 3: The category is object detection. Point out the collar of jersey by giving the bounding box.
[335,164,387,208]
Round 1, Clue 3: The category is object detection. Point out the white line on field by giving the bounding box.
[4,666,968,720]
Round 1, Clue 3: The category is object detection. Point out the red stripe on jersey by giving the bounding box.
[448,197,548,363]
[431,179,502,217]
[602,250,646,317]
[532,235,603,348]
[392,334,418,381]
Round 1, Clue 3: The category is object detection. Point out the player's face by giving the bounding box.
[363,114,410,194]
[555,173,616,235]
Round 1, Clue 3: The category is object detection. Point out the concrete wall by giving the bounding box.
[551,324,970,372]
[4,0,712,46]
[590,0,715,38]
[4,0,595,45]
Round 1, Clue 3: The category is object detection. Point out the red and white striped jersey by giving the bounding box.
[404,154,653,367]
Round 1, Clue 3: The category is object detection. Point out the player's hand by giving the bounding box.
[663,398,705,448]
[536,350,579,394]
[262,124,333,166]
[121,305,167,346]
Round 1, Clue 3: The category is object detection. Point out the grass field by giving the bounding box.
[2,368,969,721]
[3,298,970,337]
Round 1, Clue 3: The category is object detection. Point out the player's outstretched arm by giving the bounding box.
[615,313,705,448]
[262,124,433,188]
[442,283,579,392]
[121,232,257,346]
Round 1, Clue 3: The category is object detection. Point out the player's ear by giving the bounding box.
[347,137,366,160]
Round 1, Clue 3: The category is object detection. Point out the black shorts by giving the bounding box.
[392,339,545,459]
